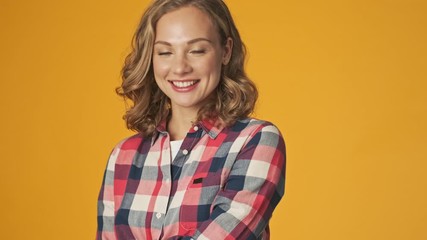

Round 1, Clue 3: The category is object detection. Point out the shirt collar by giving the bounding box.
[150,118,224,145]
[198,118,224,139]
[151,121,167,146]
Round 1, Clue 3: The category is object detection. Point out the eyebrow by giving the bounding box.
[154,38,212,46]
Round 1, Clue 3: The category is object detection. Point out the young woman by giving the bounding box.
[97,0,286,239]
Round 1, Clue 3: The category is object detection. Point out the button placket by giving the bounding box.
[182,149,189,155]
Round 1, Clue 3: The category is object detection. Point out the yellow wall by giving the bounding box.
[1,0,426,239]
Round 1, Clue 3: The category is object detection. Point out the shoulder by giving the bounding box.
[113,133,144,151]
[108,133,145,165]
[223,118,285,153]
[230,118,283,137]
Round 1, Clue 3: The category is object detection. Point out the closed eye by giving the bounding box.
[158,52,172,56]
[190,49,206,55]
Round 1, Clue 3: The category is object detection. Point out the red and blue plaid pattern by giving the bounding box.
[97,118,286,240]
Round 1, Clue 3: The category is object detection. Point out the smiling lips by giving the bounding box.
[169,80,200,92]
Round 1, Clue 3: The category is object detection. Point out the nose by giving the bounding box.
[171,53,192,75]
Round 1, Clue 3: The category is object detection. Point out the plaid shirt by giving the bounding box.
[97,118,286,240]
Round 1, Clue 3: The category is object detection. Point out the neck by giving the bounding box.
[167,106,198,141]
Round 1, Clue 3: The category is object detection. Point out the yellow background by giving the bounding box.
[1,0,426,239]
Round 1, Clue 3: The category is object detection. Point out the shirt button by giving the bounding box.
[193,126,199,131]
[182,149,189,155]
[156,212,162,219]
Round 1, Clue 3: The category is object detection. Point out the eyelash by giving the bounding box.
[190,49,206,54]
[157,49,206,56]
[158,52,172,56]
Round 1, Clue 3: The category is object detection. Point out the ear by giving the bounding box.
[222,37,233,65]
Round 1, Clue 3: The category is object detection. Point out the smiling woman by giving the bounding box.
[96,0,286,239]
[152,6,232,140]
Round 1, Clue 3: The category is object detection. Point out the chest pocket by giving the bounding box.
[179,172,222,230]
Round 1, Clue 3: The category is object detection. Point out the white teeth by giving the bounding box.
[172,81,197,88]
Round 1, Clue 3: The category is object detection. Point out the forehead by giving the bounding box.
[155,6,219,43]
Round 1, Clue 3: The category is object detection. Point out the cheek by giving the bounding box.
[153,58,168,77]
[198,56,223,76]
[153,60,167,91]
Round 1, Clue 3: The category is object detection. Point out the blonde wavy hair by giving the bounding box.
[117,0,258,137]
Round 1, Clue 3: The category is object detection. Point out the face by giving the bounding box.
[153,6,232,115]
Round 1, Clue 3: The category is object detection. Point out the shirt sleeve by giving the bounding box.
[190,123,286,240]
[96,146,120,240]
